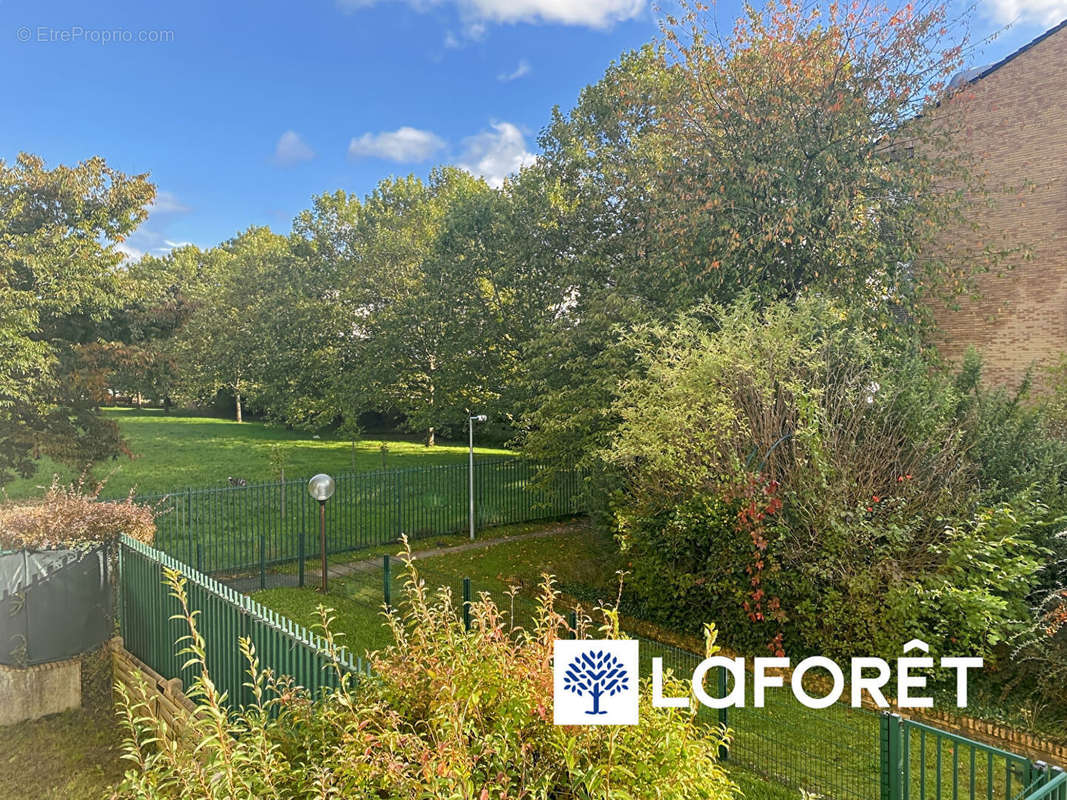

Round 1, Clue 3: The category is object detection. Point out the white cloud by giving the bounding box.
[336,0,645,28]
[460,0,644,27]
[273,130,315,165]
[115,242,145,263]
[983,0,1067,25]
[455,121,536,188]
[498,58,531,81]
[348,126,446,162]
[148,190,189,215]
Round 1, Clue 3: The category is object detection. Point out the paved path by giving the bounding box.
[225,519,587,594]
[309,519,587,581]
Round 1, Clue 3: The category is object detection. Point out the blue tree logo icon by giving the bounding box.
[562,648,631,715]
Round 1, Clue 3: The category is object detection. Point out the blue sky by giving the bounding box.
[3,0,1063,259]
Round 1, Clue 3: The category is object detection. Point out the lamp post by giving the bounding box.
[468,413,487,540]
[307,473,335,592]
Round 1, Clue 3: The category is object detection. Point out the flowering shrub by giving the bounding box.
[114,542,737,800]
[0,477,154,550]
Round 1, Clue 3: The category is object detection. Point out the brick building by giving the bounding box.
[931,19,1067,388]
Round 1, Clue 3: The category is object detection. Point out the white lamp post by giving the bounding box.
[468,414,487,540]
[307,473,335,592]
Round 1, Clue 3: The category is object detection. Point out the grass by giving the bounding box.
[253,523,1038,800]
[3,407,513,500]
[731,766,802,800]
[0,709,124,799]
[252,521,618,656]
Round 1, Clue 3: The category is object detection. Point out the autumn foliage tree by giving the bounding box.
[652,0,992,311]
[519,0,997,471]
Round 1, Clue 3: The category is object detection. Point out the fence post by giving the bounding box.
[259,533,266,591]
[1027,762,1048,795]
[383,555,391,609]
[395,472,402,538]
[881,713,904,800]
[462,577,471,632]
[717,664,730,761]
[298,531,305,588]
[195,542,202,574]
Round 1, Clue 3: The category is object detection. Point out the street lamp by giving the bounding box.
[468,413,487,540]
[307,473,335,592]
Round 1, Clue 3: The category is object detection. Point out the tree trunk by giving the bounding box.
[427,427,435,447]
[235,391,243,423]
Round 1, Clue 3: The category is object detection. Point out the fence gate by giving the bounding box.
[882,715,1066,800]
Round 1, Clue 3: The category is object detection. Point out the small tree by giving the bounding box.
[338,420,363,472]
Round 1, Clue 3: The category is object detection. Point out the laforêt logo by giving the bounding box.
[553,640,639,725]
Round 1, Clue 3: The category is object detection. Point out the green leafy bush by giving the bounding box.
[605,296,1060,664]
[114,545,737,799]
[617,493,776,650]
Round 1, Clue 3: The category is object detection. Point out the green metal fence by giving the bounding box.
[123,459,584,577]
[628,634,1064,800]
[118,535,365,709]
[1021,770,1067,800]
[115,533,1063,799]
[887,715,1067,800]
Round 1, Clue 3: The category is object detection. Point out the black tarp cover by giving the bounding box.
[0,546,112,666]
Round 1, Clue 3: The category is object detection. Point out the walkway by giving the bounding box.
[223,518,587,594]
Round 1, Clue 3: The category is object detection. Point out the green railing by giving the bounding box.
[118,535,365,708]
[123,459,584,576]
[634,634,1064,800]
[1020,770,1067,800]
[885,716,1064,800]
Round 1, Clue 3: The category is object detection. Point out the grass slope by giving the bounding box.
[4,408,512,500]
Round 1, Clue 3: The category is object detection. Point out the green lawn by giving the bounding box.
[3,407,513,500]
[0,709,124,800]
[252,521,619,656]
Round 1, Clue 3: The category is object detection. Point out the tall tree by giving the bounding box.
[334,169,505,445]
[174,228,290,422]
[517,0,992,471]
[0,153,153,485]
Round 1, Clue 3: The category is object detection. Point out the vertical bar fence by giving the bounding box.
[115,459,584,578]
[118,534,365,710]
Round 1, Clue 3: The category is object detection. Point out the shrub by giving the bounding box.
[0,477,154,550]
[114,543,738,800]
[605,296,1059,663]
[1008,564,1067,729]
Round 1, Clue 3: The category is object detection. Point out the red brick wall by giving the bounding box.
[931,25,1067,389]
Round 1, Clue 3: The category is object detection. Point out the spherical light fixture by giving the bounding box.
[307,473,335,502]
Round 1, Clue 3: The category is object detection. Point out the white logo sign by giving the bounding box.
[553,640,640,725]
